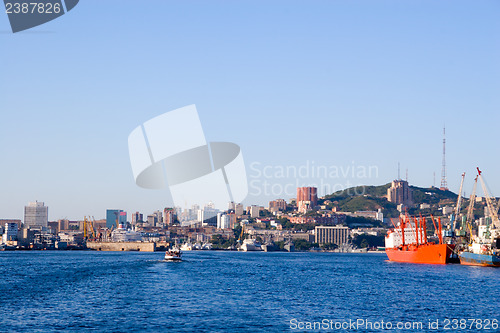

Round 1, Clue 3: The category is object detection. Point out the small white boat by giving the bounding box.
[164,248,182,261]
[180,242,193,251]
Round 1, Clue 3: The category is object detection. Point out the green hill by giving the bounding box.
[320,183,459,218]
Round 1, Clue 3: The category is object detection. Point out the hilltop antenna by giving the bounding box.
[398,162,400,180]
[440,126,448,190]
[433,172,436,187]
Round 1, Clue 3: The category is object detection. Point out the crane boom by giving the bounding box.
[451,172,466,231]
[477,168,500,229]
[466,176,478,225]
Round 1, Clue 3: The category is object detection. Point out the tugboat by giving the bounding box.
[164,246,182,261]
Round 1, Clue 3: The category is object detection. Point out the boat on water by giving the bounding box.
[180,242,193,251]
[164,247,182,261]
[385,216,455,264]
[238,238,262,252]
[457,168,500,267]
[201,242,213,250]
[459,226,500,267]
[459,245,500,267]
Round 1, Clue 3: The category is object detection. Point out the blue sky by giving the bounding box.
[1,0,499,220]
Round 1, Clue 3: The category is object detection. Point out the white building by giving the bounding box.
[24,201,48,228]
[2,223,18,243]
[217,213,231,229]
[198,204,219,224]
[249,205,260,218]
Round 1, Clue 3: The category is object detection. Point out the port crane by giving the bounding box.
[464,175,478,239]
[450,172,466,233]
[477,168,500,238]
[83,216,96,241]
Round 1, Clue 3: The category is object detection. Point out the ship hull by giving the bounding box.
[459,252,500,267]
[385,244,454,265]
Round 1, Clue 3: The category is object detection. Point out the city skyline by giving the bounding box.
[1,0,499,220]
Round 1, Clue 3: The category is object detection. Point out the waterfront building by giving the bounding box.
[2,223,18,242]
[315,225,349,246]
[0,219,21,230]
[297,187,318,213]
[106,210,127,229]
[387,180,413,206]
[24,201,48,228]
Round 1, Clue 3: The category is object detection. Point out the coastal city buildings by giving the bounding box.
[24,201,48,228]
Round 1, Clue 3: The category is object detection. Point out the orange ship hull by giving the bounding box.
[385,243,455,265]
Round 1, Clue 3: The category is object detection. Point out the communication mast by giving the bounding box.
[440,126,448,190]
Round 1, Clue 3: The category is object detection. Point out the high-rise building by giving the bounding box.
[146,215,157,226]
[197,205,219,223]
[217,213,231,229]
[163,208,175,226]
[24,201,48,228]
[249,205,260,218]
[297,187,317,213]
[235,203,244,217]
[132,212,143,224]
[106,210,127,229]
[387,180,413,207]
[153,210,163,227]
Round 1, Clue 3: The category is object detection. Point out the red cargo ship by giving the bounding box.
[385,216,455,265]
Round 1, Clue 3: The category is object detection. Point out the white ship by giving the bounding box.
[180,242,193,251]
[238,238,262,252]
[110,228,143,242]
[201,242,213,250]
